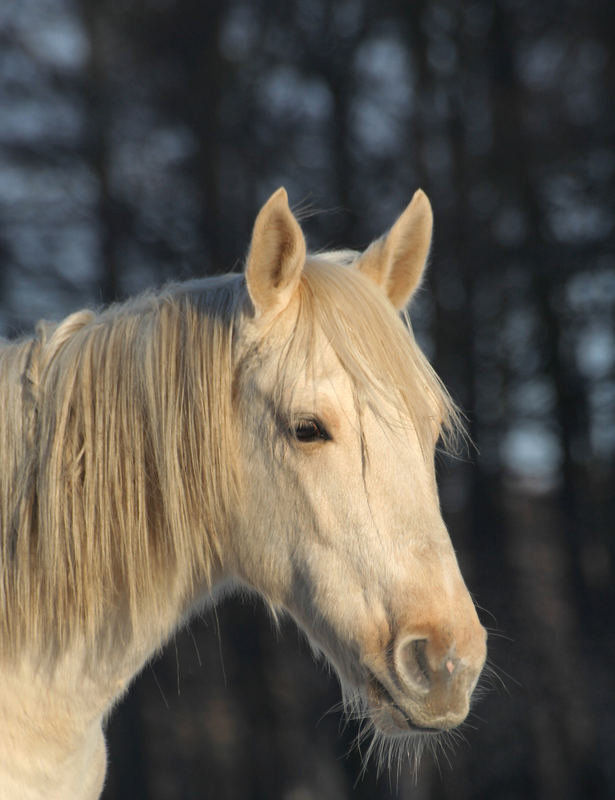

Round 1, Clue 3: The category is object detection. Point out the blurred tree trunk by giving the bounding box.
[184,1,227,274]
[80,0,122,304]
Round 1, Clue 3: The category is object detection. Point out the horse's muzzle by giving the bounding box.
[366,625,487,735]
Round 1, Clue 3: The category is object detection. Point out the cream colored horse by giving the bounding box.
[0,188,486,798]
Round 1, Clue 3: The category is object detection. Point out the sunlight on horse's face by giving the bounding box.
[226,187,486,743]
[233,314,486,738]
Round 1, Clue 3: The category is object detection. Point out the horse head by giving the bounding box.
[229,188,487,745]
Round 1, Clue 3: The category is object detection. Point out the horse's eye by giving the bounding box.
[292,418,331,443]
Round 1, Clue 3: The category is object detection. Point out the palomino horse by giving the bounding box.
[0,188,486,798]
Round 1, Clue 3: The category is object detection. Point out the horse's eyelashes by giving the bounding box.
[291,418,331,443]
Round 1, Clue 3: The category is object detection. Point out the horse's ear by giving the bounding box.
[357,189,433,310]
[245,187,306,318]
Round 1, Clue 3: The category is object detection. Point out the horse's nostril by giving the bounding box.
[396,636,463,693]
[398,637,431,692]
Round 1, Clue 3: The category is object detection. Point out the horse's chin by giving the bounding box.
[365,673,441,738]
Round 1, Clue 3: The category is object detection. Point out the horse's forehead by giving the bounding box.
[247,318,347,386]
[271,348,355,408]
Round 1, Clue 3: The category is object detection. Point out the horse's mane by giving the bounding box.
[0,258,462,662]
[0,275,242,660]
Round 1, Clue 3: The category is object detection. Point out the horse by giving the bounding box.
[0,188,486,798]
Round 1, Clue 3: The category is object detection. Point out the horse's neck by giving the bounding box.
[0,654,109,800]
[0,569,229,798]
[0,303,233,797]
[0,620,169,797]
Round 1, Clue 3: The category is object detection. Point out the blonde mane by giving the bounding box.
[0,258,461,662]
[0,276,243,660]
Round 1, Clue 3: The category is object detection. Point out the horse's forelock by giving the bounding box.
[274,256,465,458]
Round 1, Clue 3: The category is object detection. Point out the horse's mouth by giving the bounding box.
[365,673,440,736]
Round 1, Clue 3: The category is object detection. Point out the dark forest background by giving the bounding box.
[1,0,614,798]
